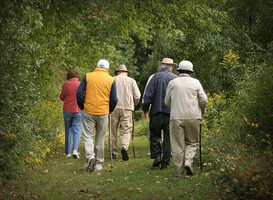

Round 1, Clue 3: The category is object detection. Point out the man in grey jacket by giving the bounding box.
[142,58,177,169]
[165,60,208,177]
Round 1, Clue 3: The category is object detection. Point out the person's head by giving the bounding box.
[158,58,177,71]
[67,69,80,80]
[176,60,194,74]
[115,64,130,75]
[156,65,162,72]
[97,59,110,70]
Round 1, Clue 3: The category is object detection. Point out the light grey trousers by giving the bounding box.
[82,110,108,164]
[170,119,200,176]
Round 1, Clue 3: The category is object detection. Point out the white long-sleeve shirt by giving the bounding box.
[165,74,208,120]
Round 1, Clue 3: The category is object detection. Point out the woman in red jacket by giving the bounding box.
[59,69,82,159]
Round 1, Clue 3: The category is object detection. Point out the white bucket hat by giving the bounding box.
[97,59,109,70]
[177,60,194,73]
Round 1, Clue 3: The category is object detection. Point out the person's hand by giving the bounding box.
[141,110,147,118]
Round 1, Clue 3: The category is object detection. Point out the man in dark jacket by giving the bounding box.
[141,58,177,169]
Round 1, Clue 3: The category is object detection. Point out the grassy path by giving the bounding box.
[1,134,219,200]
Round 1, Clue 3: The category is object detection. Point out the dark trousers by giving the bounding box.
[149,112,171,165]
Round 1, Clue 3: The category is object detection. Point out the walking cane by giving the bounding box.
[108,114,113,168]
[199,122,203,172]
[132,111,136,158]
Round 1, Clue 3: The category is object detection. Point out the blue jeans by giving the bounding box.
[63,111,82,154]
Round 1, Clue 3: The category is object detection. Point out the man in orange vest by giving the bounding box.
[77,59,118,172]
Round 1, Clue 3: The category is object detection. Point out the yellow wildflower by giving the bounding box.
[5,134,16,138]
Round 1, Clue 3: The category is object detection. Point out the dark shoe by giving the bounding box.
[160,163,169,170]
[121,147,129,161]
[86,157,96,172]
[184,160,193,176]
[112,153,117,159]
[152,155,161,167]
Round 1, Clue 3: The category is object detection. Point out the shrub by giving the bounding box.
[203,63,273,199]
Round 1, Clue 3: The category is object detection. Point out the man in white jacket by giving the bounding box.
[165,60,208,177]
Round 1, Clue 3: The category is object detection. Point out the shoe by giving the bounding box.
[152,155,161,167]
[112,153,117,159]
[121,147,129,161]
[94,164,103,171]
[160,163,169,170]
[184,160,193,176]
[72,150,80,159]
[66,154,71,158]
[147,152,151,156]
[86,157,96,172]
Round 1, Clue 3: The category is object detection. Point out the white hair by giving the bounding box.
[161,64,173,68]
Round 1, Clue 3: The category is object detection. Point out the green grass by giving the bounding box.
[1,127,219,200]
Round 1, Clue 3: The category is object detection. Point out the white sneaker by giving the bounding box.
[72,150,80,159]
[66,154,71,158]
[94,164,103,171]
[184,160,193,176]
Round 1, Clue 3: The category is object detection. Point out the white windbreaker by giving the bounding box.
[165,74,208,120]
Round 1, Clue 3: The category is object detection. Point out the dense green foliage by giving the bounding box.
[1,0,272,199]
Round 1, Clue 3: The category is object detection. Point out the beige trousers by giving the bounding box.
[170,119,200,176]
[110,109,133,154]
[82,110,108,164]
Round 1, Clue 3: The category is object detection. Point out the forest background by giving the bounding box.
[0,0,272,199]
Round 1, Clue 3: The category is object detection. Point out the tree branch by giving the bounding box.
[121,0,159,16]
[51,0,67,26]
[194,70,215,98]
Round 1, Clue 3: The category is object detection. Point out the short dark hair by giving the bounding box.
[67,69,80,80]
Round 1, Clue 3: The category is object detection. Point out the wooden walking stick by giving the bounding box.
[132,111,136,158]
[108,114,113,168]
[199,122,203,172]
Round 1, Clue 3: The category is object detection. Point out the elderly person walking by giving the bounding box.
[110,65,141,161]
[59,69,82,159]
[77,59,118,172]
[142,65,162,156]
[165,60,208,177]
[142,58,177,169]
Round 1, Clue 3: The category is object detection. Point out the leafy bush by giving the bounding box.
[203,63,273,199]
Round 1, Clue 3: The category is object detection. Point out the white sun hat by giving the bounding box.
[177,60,194,73]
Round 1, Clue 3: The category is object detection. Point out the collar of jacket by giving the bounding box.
[68,78,79,81]
[161,67,172,72]
[117,73,128,76]
[179,73,190,77]
[93,67,109,74]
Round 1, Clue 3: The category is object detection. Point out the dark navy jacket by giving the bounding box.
[141,67,177,117]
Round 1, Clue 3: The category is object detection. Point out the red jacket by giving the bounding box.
[59,78,81,113]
